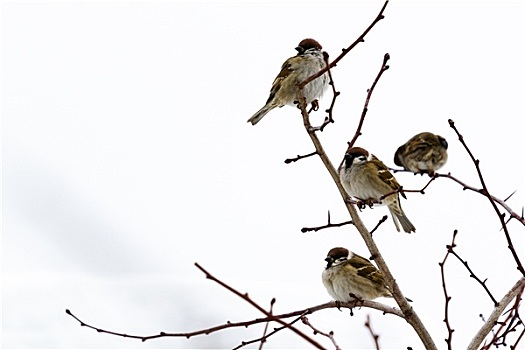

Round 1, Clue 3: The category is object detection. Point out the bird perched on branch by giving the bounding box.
[322,247,393,301]
[394,132,448,176]
[247,38,328,125]
[339,146,416,233]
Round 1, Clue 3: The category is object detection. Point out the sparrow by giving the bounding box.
[247,38,328,125]
[394,132,448,176]
[339,146,416,233]
[322,247,392,301]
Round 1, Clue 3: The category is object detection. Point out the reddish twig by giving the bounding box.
[439,230,458,350]
[389,168,525,226]
[257,298,276,350]
[312,52,340,132]
[234,313,307,350]
[448,119,525,276]
[365,315,381,350]
[66,299,405,344]
[301,316,341,350]
[301,210,354,233]
[447,246,499,306]
[193,263,326,349]
[347,53,391,149]
[298,0,389,89]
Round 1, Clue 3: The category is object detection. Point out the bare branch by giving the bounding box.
[439,230,457,350]
[257,298,276,350]
[301,210,354,233]
[302,316,341,350]
[312,52,340,132]
[448,246,499,306]
[370,215,389,236]
[296,69,437,350]
[194,263,327,349]
[448,119,525,276]
[365,315,381,350]
[298,1,390,89]
[285,151,318,164]
[234,313,306,350]
[66,299,405,344]
[347,53,390,149]
[468,277,525,350]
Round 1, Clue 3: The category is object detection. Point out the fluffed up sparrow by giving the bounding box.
[322,247,392,301]
[247,38,328,125]
[394,132,448,176]
[339,146,416,233]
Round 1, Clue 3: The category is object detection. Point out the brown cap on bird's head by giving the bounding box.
[345,146,369,158]
[296,38,322,53]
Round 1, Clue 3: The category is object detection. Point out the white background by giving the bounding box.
[2,0,524,348]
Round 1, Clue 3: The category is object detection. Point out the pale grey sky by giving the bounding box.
[2,1,524,348]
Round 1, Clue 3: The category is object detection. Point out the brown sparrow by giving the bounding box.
[322,247,393,301]
[394,132,448,176]
[339,147,416,233]
[247,38,328,125]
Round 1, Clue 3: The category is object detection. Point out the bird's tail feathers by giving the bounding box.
[247,104,273,125]
[388,206,416,233]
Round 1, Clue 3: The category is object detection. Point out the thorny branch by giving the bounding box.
[439,230,457,350]
[390,167,525,227]
[448,119,525,277]
[447,243,499,306]
[298,0,390,89]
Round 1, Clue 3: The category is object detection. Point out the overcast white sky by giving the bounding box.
[2,0,525,349]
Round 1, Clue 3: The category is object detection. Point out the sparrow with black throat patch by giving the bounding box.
[338,146,416,233]
[322,247,393,301]
[247,38,328,125]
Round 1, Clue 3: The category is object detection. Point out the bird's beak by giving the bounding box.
[325,257,333,268]
[295,46,304,54]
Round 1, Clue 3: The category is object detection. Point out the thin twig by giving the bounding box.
[347,53,390,149]
[448,248,499,306]
[234,313,306,350]
[369,215,388,236]
[301,316,341,350]
[389,168,525,226]
[365,315,381,350]
[65,299,404,343]
[312,52,340,132]
[194,263,327,350]
[439,230,457,350]
[298,0,390,89]
[301,210,354,233]
[257,298,276,350]
[284,151,318,164]
[448,119,525,276]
